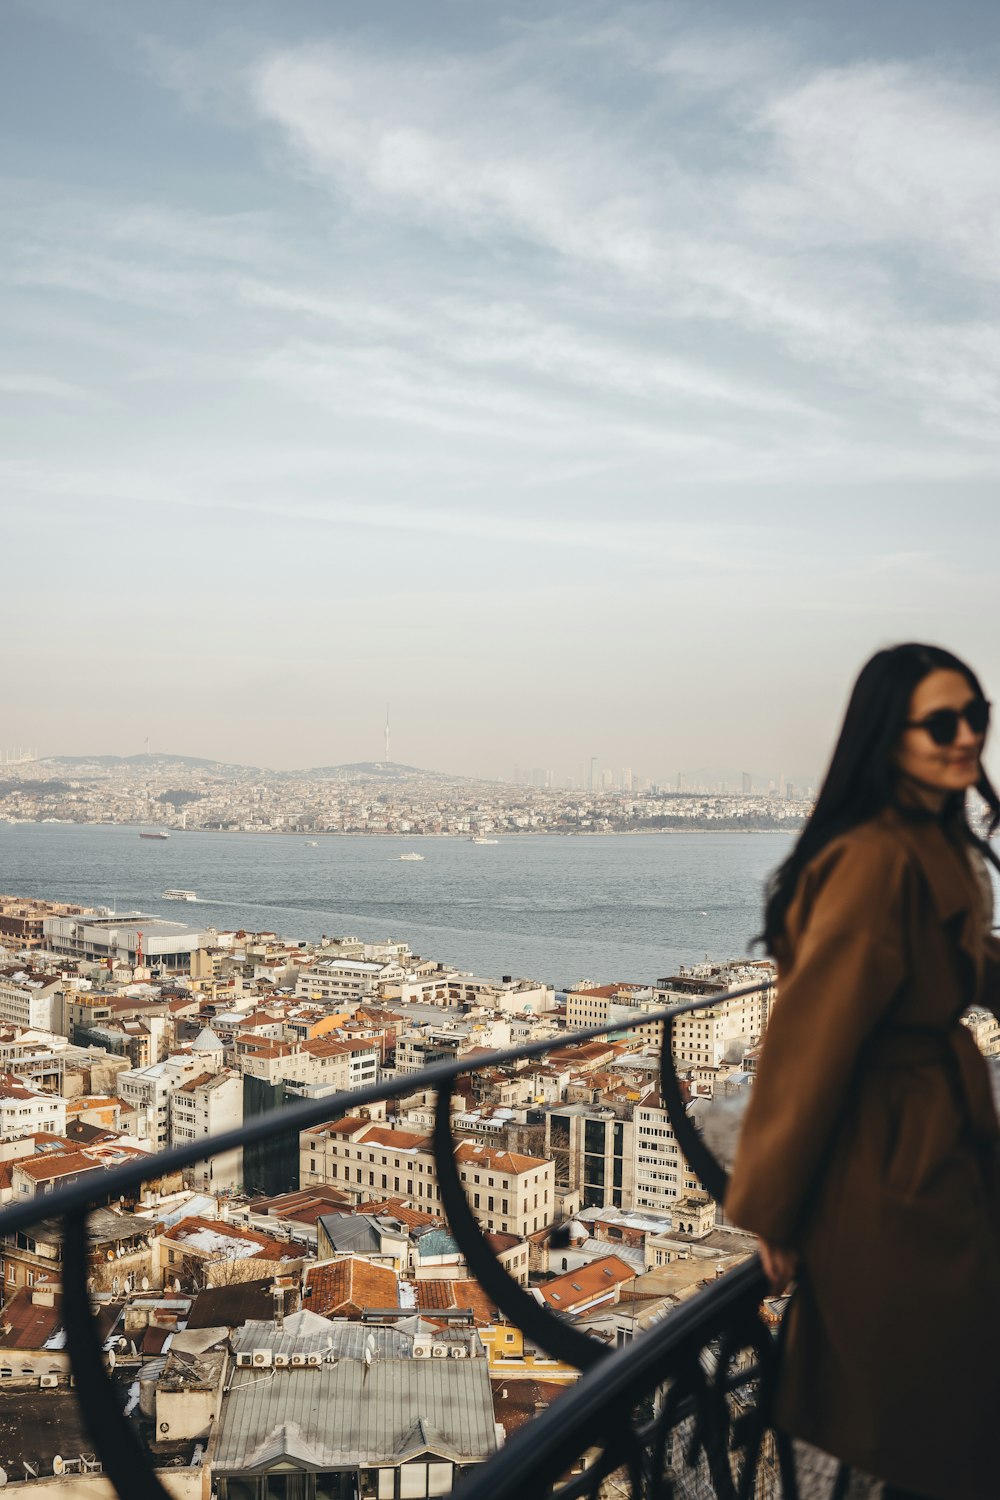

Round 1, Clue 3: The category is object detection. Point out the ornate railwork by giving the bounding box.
[0,983,863,1499]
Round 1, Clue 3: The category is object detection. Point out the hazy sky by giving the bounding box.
[5,0,1000,782]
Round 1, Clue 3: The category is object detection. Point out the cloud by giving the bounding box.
[0,373,97,401]
[245,23,1000,448]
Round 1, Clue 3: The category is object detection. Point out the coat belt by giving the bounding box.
[866,1024,1000,1144]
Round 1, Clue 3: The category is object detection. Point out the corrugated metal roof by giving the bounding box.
[231,1316,412,1360]
[214,1361,497,1471]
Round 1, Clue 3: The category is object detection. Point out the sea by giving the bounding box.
[0,824,793,989]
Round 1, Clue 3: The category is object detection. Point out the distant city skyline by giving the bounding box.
[5,0,1000,779]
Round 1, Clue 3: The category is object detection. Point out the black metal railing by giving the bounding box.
[0,983,853,1499]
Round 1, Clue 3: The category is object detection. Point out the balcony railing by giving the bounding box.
[0,985,857,1499]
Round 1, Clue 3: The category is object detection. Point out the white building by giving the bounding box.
[0,1076,67,1140]
[0,970,61,1031]
[117,1053,204,1147]
[43,913,205,973]
[295,959,405,1005]
[170,1069,243,1192]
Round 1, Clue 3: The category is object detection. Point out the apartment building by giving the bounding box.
[0,969,62,1031]
[117,1053,205,1147]
[564,984,656,1033]
[656,963,775,1069]
[236,1037,379,1092]
[0,1076,67,1140]
[170,1069,244,1192]
[394,1026,471,1075]
[632,1088,703,1213]
[295,958,405,1004]
[301,1118,554,1238]
[0,896,89,950]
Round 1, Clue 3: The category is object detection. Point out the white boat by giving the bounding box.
[305,840,319,847]
[471,836,498,845]
[162,889,197,902]
[399,852,425,861]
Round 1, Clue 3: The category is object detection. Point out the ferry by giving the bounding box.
[471,836,499,845]
[399,852,425,861]
[139,831,170,840]
[162,889,197,902]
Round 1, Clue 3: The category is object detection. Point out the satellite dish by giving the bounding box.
[108,1349,115,1370]
[0,1465,7,1485]
[53,1458,65,1477]
[141,1277,149,1291]
[173,1280,181,1294]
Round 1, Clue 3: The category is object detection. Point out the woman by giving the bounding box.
[726,643,1000,1500]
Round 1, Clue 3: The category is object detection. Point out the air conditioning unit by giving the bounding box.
[236,1353,254,1368]
[413,1345,431,1359]
[39,1375,58,1389]
[273,1354,289,1368]
[291,1353,307,1368]
[450,1346,467,1359]
[251,1350,272,1368]
[431,1345,448,1358]
[306,1353,322,1367]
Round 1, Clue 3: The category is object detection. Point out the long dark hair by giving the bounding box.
[762,642,1000,953]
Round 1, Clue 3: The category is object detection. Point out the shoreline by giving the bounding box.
[3,821,800,838]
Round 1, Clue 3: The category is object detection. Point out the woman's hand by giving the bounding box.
[757,1238,798,1295]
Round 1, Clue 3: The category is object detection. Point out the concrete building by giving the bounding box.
[631,1088,704,1213]
[170,1070,243,1192]
[295,958,405,1004]
[117,1053,205,1148]
[236,1036,379,1092]
[301,1118,554,1238]
[656,963,775,1069]
[543,1105,634,1211]
[43,912,205,973]
[0,1076,67,1140]
[0,970,61,1031]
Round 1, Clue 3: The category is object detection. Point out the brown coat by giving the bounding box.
[726,806,1000,1500]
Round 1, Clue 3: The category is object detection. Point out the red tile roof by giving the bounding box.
[0,1290,63,1350]
[303,1257,398,1317]
[415,1278,498,1326]
[536,1256,635,1312]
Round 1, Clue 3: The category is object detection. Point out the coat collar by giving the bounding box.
[877,806,984,996]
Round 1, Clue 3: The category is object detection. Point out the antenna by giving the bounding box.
[384,705,390,766]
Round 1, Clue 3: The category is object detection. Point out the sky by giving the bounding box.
[4,0,1000,783]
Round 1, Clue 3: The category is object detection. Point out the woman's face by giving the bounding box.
[896,668,987,793]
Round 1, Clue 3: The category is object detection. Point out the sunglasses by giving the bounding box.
[905,698,991,746]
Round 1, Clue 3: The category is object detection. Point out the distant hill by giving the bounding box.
[40,753,473,782]
[306,761,437,780]
[43,752,260,775]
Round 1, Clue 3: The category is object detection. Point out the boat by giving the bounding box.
[139,831,170,840]
[162,889,197,902]
[306,840,319,847]
[471,836,499,845]
[399,852,425,861]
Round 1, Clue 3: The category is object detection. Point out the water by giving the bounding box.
[0,824,792,988]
